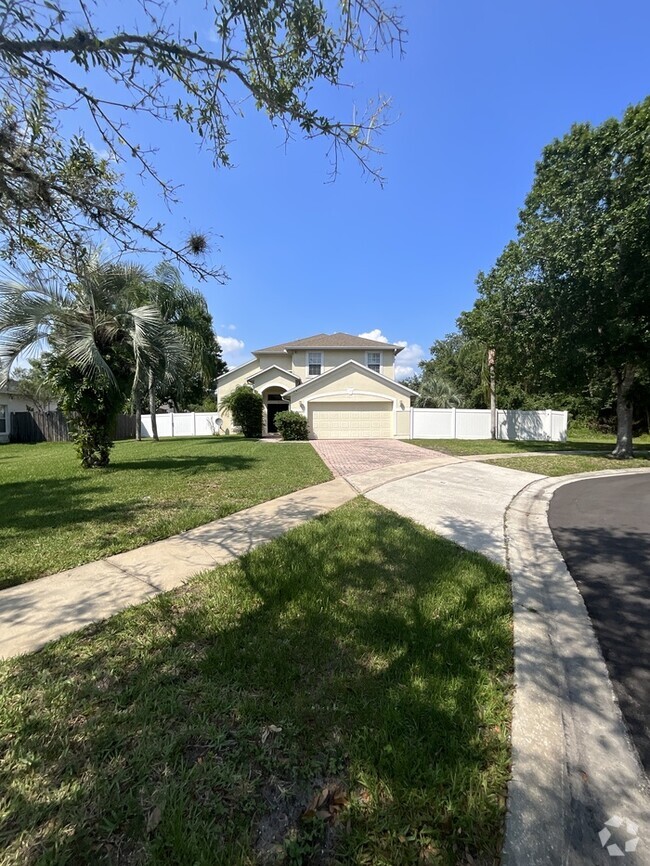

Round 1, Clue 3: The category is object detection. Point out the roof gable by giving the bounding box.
[215,357,258,384]
[246,365,300,384]
[284,360,419,398]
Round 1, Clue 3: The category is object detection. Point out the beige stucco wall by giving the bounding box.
[288,369,411,410]
[216,356,297,435]
[252,353,290,371]
[215,359,258,434]
[249,368,296,392]
[290,349,395,380]
[395,409,410,437]
[216,360,258,397]
[214,347,408,436]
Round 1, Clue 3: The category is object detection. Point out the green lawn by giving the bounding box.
[487,452,650,476]
[0,437,331,589]
[0,499,512,866]
[412,425,650,457]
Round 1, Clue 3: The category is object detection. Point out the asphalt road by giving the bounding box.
[549,473,650,773]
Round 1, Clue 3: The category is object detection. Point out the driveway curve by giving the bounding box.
[368,461,650,865]
[366,460,544,567]
[549,473,650,772]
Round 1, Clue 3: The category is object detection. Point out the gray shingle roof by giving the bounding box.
[254,332,403,353]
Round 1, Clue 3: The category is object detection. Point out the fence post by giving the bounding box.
[546,408,552,440]
[451,407,457,439]
[171,413,175,438]
[192,412,196,436]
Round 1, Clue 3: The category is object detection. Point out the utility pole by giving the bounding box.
[488,347,497,439]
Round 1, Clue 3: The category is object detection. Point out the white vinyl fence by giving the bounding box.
[140,412,222,438]
[411,408,568,442]
[140,408,568,443]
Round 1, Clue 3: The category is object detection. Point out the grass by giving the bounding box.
[0,499,512,866]
[412,424,650,457]
[0,437,331,589]
[486,452,650,476]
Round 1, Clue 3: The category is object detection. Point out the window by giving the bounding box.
[367,352,382,373]
[308,351,322,376]
[0,405,6,434]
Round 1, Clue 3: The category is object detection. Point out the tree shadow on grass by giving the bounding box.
[105,453,259,473]
[0,453,258,588]
[2,453,258,534]
[0,501,513,866]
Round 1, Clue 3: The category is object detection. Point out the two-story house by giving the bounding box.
[216,332,418,439]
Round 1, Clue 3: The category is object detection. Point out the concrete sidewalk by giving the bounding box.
[364,461,650,866]
[0,477,356,658]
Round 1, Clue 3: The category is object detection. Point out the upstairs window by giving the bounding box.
[308,351,322,376]
[367,352,382,373]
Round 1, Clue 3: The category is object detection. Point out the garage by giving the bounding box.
[309,401,393,439]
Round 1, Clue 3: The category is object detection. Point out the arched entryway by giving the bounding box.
[263,387,289,434]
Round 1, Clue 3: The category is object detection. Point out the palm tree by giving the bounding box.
[415,375,464,409]
[0,256,171,467]
[129,263,218,441]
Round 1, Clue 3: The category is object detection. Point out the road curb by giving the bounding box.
[502,468,650,866]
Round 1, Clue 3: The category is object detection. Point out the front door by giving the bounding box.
[267,399,288,433]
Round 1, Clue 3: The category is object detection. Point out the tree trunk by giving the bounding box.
[132,362,142,441]
[148,370,159,442]
[488,348,497,439]
[611,366,635,459]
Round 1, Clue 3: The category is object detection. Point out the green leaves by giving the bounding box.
[0,254,212,466]
[220,385,264,438]
[465,97,650,450]
[0,0,403,273]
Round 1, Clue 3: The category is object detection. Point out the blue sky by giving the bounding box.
[82,1,650,377]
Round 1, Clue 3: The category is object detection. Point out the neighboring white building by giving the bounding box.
[0,380,57,444]
[216,332,418,439]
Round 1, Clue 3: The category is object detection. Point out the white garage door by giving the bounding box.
[309,402,393,439]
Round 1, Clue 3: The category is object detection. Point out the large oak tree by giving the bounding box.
[466,98,650,458]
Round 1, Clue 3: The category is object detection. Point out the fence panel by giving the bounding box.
[140,412,222,438]
[112,414,136,440]
[10,411,136,443]
[497,410,551,441]
[455,410,492,439]
[550,411,569,442]
[139,414,173,438]
[195,413,221,435]
[10,411,69,443]
[172,414,195,437]
[412,408,454,438]
[412,408,567,442]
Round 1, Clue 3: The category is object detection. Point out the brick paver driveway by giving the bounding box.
[311,439,438,477]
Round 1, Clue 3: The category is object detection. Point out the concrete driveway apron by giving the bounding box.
[366,460,544,567]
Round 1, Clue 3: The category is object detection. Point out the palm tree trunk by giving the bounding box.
[131,381,142,441]
[148,369,159,442]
